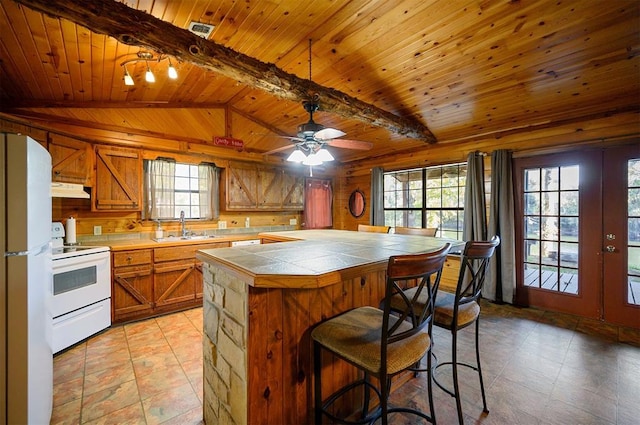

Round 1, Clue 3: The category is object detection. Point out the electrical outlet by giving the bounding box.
[93,225,102,236]
[218,221,227,229]
[289,218,297,225]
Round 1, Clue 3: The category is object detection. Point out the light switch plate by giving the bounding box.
[218,221,227,229]
[289,218,297,225]
[93,225,102,236]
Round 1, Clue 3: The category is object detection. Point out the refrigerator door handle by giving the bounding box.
[4,244,49,257]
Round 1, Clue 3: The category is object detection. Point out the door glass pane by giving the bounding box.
[522,165,579,294]
[628,159,640,305]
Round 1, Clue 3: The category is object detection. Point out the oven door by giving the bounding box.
[51,251,111,318]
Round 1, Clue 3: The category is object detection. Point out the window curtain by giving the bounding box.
[486,150,516,303]
[370,166,384,225]
[199,164,220,220]
[304,178,333,229]
[145,159,175,220]
[463,152,487,242]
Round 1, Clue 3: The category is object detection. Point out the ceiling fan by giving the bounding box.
[263,40,373,169]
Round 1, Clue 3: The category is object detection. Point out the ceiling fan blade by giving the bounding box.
[263,144,295,155]
[314,127,346,140]
[326,138,373,150]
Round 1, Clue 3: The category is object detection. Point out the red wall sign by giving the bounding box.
[213,136,244,150]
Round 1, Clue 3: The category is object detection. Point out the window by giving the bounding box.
[522,165,579,294]
[144,159,219,220]
[383,163,466,239]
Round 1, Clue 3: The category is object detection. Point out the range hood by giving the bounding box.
[51,182,90,199]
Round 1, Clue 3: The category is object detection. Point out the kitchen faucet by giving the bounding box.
[180,210,187,237]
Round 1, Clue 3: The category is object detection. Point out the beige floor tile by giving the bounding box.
[50,304,639,425]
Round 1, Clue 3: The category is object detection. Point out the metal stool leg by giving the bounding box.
[475,318,489,414]
[451,329,464,425]
[314,341,322,425]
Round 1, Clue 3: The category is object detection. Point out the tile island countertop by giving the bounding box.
[196,229,462,289]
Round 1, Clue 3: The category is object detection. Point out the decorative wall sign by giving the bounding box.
[213,136,244,150]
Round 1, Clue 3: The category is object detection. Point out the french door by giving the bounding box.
[514,143,640,328]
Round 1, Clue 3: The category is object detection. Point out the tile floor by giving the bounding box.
[51,302,640,425]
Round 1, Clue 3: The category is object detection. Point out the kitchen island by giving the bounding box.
[196,229,460,425]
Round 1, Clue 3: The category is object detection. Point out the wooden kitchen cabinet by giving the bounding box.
[111,242,229,324]
[48,134,93,186]
[224,161,304,211]
[153,242,227,311]
[112,249,153,323]
[282,172,304,210]
[93,145,142,211]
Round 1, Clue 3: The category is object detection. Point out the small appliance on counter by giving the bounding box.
[50,222,112,354]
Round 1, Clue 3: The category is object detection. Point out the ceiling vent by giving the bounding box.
[188,21,215,39]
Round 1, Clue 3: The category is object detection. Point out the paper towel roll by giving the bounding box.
[65,217,77,244]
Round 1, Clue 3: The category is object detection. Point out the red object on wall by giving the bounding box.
[213,136,244,150]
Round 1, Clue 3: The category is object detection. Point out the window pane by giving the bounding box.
[541,217,558,240]
[175,177,189,190]
[175,192,189,205]
[541,192,558,215]
[560,165,579,190]
[524,263,540,287]
[559,267,578,294]
[409,188,422,207]
[175,163,190,177]
[525,169,540,192]
[441,166,459,187]
[525,217,540,238]
[629,188,640,216]
[628,159,640,186]
[542,241,558,265]
[629,218,640,245]
[525,193,539,215]
[560,242,579,266]
[559,217,579,241]
[560,191,579,215]
[426,188,441,208]
[541,167,559,191]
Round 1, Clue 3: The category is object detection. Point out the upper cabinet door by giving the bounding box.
[257,168,284,209]
[93,145,142,211]
[282,173,304,210]
[224,162,305,211]
[49,134,93,186]
[226,162,258,209]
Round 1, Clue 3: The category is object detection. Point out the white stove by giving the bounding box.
[50,222,111,354]
[52,245,110,260]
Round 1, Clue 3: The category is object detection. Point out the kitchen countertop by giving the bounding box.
[84,233,262,251]
[196,229,462,289]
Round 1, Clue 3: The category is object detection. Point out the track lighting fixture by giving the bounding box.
[120,51,178,86]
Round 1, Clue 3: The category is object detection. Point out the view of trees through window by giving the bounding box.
[383,163,466,240]
[627,159,640,305]
[522,165,580,294]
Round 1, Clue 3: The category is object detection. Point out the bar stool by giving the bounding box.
[391,236,499,423]
[357,224,390,233]
[312,243,451,425]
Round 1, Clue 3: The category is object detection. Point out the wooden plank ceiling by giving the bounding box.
[0,0,638,164]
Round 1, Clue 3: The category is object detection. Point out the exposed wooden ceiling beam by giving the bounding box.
[12,0,437,143]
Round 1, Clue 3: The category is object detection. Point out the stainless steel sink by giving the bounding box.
[153,235,218,242]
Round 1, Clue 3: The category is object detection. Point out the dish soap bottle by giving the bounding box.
[155,221,164,239]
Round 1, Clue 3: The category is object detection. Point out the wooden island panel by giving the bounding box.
[202,261,388,424]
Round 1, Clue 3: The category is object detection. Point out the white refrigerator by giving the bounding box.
[1,133,53,424]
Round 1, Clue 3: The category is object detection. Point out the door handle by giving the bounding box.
[605,245,616,253]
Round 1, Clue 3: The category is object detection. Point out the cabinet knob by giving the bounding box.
[126,256,132,263]
[54,170,61,175]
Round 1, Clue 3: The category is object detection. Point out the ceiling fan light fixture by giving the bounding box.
[302,152,323,166]
[315,147,334,162]
[287,149,306,163]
